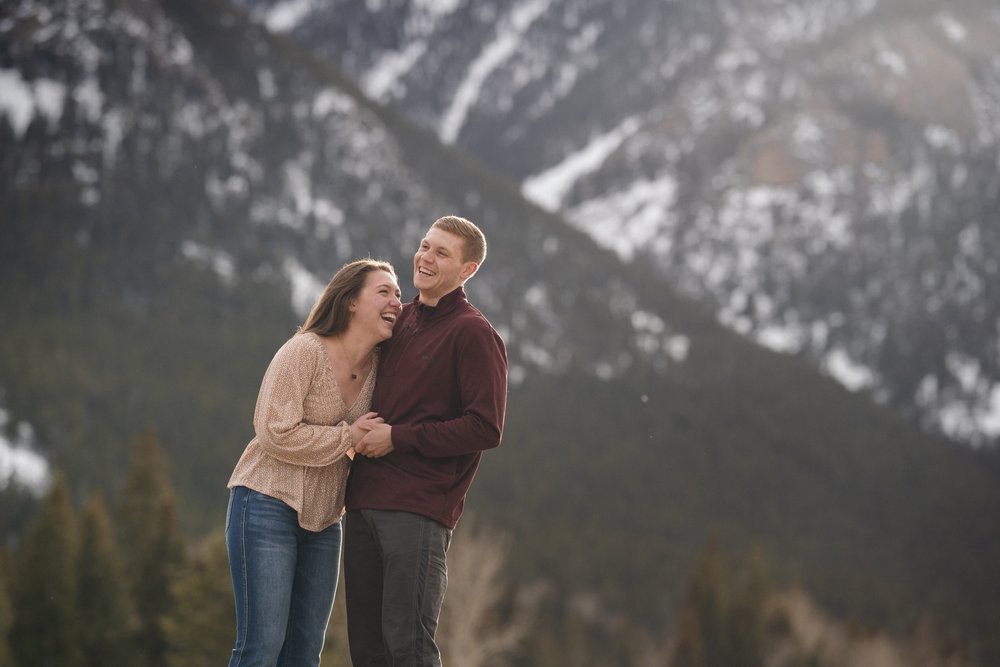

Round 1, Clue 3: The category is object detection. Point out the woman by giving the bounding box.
[225,258,401,667]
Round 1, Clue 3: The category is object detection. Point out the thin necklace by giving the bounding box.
[326,336,367,380]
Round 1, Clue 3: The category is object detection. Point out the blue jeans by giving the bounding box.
[226,486,342,667]
[344,509,452,667]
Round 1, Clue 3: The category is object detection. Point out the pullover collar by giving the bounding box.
[412,286,467,321]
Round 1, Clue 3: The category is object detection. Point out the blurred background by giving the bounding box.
[2,0,999,665]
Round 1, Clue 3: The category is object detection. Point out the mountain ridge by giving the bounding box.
[240,0,1000,446]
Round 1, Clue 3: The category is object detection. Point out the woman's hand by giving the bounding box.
[350,412,383,449]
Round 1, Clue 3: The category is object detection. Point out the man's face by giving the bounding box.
[413,227,477,305]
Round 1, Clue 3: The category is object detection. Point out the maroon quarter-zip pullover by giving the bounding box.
[345,286,508,528]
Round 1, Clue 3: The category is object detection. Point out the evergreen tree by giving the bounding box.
[0,481,39,546]
[10,474,82,667]
[687,538,730,667]
[670,540,771,667]
[78,492,136,667]
[0,550,14,667]
[671,605,707,667]
[117,428,187,666]
[162,530,234,667]
[728,545,768,667]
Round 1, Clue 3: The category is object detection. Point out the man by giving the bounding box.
[346,215,508,666]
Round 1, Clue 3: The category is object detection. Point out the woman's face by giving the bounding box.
[351,269,402,341]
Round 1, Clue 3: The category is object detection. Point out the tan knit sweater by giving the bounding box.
[227,332,377,531]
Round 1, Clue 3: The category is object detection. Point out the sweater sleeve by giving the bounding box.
[252,335,354,467]
[392,322,508,458]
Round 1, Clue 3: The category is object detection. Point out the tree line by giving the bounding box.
[0,428,978,667]
[0,428,224,667]
[0,430,531,667]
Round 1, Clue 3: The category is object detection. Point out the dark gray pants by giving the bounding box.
[344,509,452,667]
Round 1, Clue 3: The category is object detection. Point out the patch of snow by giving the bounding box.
[793,114,823,145]
[868,161,932,219]
[176,102,207,139]
[205,172,249,207]
[520,341,555,368]
[666,335,690,362]
[364,41,428,101]
[934,12,968,43]
[946,352,980,394]
[34,78,66,123]
[0,70,34,134]
[760,0,878,46]
[258,68,277,99]
[413,0,464,15]
[313,88,356,117]
[102,108,125,166]
[824,347,876,391]
[0,69,66,136]
[361,0,469,101]
[284,162,314,222]
[716,47,760,72]
[72,160,99,186]
[284,257,327,317]
[756,321,806,354]
[181,241,237,285]
[0,408,51,494]
[979,384,1000,437]
[685,80,721,133]
[875,44,907,76]
[439,0,551,143]
[312,199,345,241]
[924,124,962,152]
[74,76,104,122]
[632,310,666,335]
[522,116,641,211]
[915,374,938,408]
[261,0,316,33]
[566,174,679,261]
[632,308,689,363]
[170,35,194,65]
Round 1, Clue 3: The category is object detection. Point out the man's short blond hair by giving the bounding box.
[431,215,487,265]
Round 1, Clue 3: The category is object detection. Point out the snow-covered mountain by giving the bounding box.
[5,1,1000,660]
[240,0,1000,446]
[0,0,703,494]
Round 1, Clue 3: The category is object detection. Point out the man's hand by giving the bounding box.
[350,412,383,451]
[354,423,394,458]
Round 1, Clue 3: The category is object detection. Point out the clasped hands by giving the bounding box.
[349,412,394,458]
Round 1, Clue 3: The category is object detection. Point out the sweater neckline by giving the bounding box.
[303,332,377,412]
[413,286,466,320]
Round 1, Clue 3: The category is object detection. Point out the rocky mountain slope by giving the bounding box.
[240,0,1000,446]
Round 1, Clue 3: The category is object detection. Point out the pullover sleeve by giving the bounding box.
[392,322,507,458]
[252,336,354,467]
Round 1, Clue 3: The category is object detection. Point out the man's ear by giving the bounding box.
[460,261,479,282]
